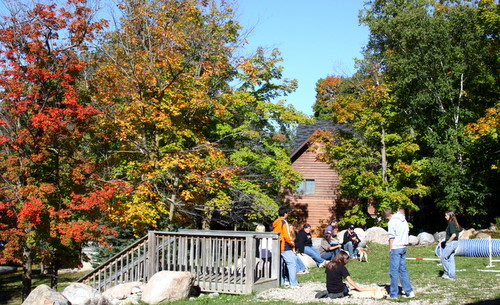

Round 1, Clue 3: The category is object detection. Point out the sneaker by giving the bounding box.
[442,274,455,280]
[403,291,416,298]
[296,271,307,274]
[319,260,328,268]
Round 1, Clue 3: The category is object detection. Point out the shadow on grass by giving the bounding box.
[0,268,88,305]
[0,269,22,304]
[465,299,500,305]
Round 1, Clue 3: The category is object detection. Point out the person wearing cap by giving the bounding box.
[342,224,360,259]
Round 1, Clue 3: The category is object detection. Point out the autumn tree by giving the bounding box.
[90,0,306,234]
[0,0,116,298]
[357,0,499,225]
[313,69,429,227]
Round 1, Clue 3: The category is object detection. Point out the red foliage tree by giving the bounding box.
[0,1,115,298]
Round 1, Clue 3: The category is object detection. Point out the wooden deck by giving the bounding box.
[78,230,280,294]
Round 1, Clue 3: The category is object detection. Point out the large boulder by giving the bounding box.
[354,228,366,244]
[417,232,435,245]
[297,253,316,269]
[141,271,194,304]
[103,282,143,303]
[434,231,446,242]
[337,230,346,244]
[408,235,419,246]
[0,265,16,275]
[475,232,491,239]
[61,282,107,305]
[460,228,476,239]
[364,227,389,245]
[22,284,70,305]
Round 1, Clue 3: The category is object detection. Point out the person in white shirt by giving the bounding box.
[383,208,415,299]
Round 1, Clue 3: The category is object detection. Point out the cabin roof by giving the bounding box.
[291,120,351,162]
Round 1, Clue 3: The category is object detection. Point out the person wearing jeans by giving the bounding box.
[272,206,299,287]
[320,233,342,260]
[296,224,327,267]
[383,208,415,299]
[342,225,360,259]
[441,210,461,279]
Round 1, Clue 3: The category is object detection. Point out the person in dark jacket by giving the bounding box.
[342,224,360,259]
[295,223,327,267]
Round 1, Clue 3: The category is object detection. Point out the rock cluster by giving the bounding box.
[21,271,194,305]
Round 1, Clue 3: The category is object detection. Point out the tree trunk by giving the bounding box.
[22,245,33,301]
[50,251,59,289]
[381,127,388,187]
[201,208,213,230]
[168,178,179,231]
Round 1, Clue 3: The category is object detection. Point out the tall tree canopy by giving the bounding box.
[90,0,307,233]
[313,0,499,227]
[0,0,117,298]
[0,0,308,297]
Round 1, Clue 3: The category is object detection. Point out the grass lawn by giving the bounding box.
[0,268,88,305]
[1,243,499,305]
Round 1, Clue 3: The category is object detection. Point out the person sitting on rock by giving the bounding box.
[342,225,360,259]
[320,233,342,260]
[295,223,327,268]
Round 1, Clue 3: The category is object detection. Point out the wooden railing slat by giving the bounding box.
[79,230,279,294]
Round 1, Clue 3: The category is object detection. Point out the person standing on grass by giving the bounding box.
[272,206,299,287]
[383,208,415,299]
[441,210,461,280]
[296,223,327,268]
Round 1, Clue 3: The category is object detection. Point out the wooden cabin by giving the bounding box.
[285,120,357,237]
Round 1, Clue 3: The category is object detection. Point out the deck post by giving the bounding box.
[271,235,280,281]
[245,235,256,293]
[147,231,157,281]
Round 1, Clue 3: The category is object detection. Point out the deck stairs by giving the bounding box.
[78,230,280,294]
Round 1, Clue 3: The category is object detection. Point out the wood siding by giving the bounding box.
[285,144,345,237]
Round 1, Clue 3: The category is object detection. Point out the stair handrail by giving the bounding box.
[77,234,149,283]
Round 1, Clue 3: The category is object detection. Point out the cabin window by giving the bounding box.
[297,179,316,194]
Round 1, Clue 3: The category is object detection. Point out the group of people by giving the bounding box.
[270,207,364,288]
[271,206,461,299]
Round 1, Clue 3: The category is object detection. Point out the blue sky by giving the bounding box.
[235,0,369,116]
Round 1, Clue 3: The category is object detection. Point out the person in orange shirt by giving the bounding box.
[272,206,299,287]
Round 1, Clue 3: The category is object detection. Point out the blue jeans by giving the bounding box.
[343,241,358,258]
[280,250,298,286]
[441,240,458,278]
[304,246,325,266]
[321,251,335,260]
[389,248,413,298]
[295,255,307,272]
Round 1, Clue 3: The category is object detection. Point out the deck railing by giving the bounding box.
[78,230,280,294]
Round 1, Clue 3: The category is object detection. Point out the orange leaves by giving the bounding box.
[466,106,499,141]
[18,197,44,226]
[0,0,118,272]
